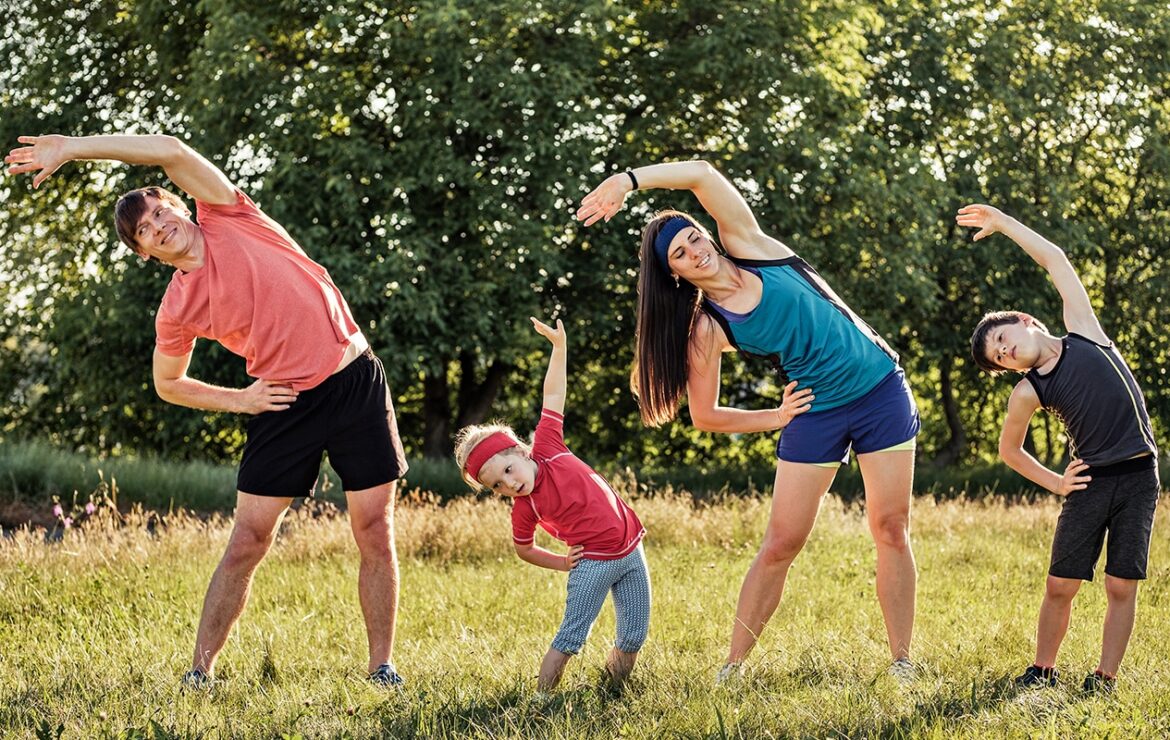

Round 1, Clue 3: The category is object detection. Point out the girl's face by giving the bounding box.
[477,449,538,497]
[666,226,720,283]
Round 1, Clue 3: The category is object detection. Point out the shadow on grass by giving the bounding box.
[366,673,635,738]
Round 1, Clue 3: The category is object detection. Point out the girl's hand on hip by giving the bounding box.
[576,173,632,226]
[565,545,585,570]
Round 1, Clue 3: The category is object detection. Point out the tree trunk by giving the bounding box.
[422,363,452,460]
[455,352,511,428]
[933,353,967,467]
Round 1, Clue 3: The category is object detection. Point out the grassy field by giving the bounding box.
[2,488,1168,738]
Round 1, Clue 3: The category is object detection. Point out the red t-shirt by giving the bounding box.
[154,190,360,390]
[511,409,645,560]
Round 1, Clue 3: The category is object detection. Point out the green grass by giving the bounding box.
[6,436,1149,514]
[2,490,1168,738]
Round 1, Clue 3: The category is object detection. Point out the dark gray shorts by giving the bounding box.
[237,350,408,498]
[1049,456,1159,581]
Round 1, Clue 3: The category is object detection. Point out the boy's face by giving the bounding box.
[984,317,1041,372]
[477,450,537,498]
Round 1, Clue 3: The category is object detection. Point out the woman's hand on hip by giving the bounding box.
[775,381,814,428]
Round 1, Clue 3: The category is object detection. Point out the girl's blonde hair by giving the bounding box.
[453,422,532,490]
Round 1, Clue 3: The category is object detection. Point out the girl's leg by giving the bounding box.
[538,649,573,691]
[726,461,838,665]
[608,546,652,684]
[1035,575,1081,667]
[857,448,916,661]
[1098,575,1139,675]
[544,559,613,690]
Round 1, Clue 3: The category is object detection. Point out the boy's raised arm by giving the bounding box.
[957,204,1108,342]
[531,317,566,416]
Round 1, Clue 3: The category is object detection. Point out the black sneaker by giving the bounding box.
[1082,671,1116,695]
[1014,664,1057,688]
[369,663,404,689]
[181,668,213,690]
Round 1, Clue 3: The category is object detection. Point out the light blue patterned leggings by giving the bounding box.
[551,543,651,655]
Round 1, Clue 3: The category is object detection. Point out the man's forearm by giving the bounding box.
[155,376,245,414]
[63,135,186,168]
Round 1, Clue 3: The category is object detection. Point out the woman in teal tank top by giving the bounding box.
[577,160,920,682]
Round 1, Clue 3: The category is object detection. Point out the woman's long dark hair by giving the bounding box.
[632,210,715,427]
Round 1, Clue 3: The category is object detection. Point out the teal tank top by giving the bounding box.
[702,257,898,412]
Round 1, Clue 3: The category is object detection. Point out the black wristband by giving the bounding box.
[625,169,639,191]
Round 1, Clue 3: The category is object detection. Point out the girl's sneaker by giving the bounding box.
[1014,664,1058,688]
[181,669,213,690]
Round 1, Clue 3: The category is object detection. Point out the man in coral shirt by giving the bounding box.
[7,133,409,688]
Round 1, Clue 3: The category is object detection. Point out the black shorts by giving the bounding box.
[237,349,408,497]
[1049,455,1159,581]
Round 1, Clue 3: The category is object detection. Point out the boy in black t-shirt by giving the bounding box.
[962,203,1159,695]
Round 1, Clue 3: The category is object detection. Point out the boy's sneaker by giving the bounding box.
[1014,664,1058,689]
[181,668,213,690]
[889,657,917,683]
[715,661,744,686]
[1082,671,1116,695]
[369,663,405,689]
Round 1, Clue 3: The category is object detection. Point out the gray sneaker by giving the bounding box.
[369,663,405,689]
[889,657,917,683]
[715,662,744,686]
[181,668,213,690]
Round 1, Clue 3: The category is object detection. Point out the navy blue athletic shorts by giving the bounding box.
[776,368,920,465]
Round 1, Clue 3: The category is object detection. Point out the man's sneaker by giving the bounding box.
[181,668,213,690]
[369,663,404,689]
[1014,664,1058,689]
[1082,671,1116,695]
[715,662,744,686]
[889,657,917,683]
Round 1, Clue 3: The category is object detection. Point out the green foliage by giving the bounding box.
[1,0,1168,473]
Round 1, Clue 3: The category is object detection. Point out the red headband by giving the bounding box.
[464,431,520,481]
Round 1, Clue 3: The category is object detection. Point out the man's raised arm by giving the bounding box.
[6,134,235,204]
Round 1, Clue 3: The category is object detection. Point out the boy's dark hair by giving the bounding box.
[970,310,1048,375]
[114,186,190,253]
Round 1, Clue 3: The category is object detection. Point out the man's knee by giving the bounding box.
[222,526,276,569]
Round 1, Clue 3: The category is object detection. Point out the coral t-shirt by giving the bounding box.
[154,190,360,390]
[511,409,645,560]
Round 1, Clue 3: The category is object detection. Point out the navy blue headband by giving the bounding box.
[652,216,692,271]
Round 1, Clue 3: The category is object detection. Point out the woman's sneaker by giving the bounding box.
[1082,671,1116,695]
[715,662,744,686]
[369,663,405,689]
[1014,664,1058,689]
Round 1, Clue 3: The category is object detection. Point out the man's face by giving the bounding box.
[132,194,198,265]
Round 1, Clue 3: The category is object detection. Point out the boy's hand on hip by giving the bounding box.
[1056,458,1091,496]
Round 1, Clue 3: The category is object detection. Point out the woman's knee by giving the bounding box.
[757,530,806,566]
[869,513,911,552]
